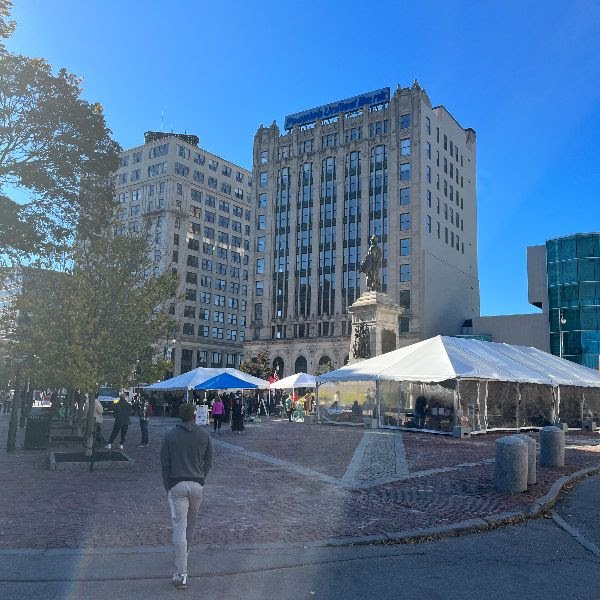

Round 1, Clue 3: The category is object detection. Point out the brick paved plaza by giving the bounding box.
[1,413,599,550]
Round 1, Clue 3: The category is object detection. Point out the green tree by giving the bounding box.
[6,230,178,454]
[0,0,120,275]
[239,350,272,381]
[314,361,334,376]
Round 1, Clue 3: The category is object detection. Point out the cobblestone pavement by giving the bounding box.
[0,413,599,550]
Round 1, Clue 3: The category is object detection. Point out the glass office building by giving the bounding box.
[547,233,600,369]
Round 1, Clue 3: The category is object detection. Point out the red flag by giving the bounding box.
[272,372,279,382]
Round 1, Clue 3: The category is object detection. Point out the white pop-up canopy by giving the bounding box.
[145,367,270,391]
[318,336,600,388]
[269,372,317,389]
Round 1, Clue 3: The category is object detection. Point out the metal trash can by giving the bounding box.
[24,414,53,449]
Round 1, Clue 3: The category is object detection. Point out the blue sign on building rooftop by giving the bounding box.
[284,88,390,130]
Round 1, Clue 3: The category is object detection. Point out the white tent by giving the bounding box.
[145,367,270,391]
[269,372,317,389]
[317,336,600,432]
[318,336,600,387]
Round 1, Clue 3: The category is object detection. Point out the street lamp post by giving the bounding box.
[558,309,567,359]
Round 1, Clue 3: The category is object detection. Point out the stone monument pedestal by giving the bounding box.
[347,291,404,363]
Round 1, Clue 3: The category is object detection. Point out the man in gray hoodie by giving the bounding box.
[160,402,213,589]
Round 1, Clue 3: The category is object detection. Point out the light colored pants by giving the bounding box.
[167,481,204,574]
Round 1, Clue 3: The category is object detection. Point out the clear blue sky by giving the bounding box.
[7,0,600,316]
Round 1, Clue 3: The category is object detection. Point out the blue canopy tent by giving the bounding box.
[194,372,259,390]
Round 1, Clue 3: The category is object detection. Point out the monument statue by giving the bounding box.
[352,322,371,359]
[359,235,382,292]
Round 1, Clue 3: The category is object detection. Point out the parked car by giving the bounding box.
[97,387,120,412]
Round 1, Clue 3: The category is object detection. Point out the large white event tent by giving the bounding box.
[269,372,317,390]
[145,367,270,392]
[318,336,600,432]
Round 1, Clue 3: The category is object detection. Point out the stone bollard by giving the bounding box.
[540,426,565,467]
[515,434,537,485]
[494,436,528,493]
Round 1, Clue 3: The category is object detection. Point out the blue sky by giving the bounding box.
[7,0,600,316]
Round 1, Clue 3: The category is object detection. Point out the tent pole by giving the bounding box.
[375,381,380,428]
[476,381,481,432]
[581,392,585,428]
[484,380,489,431]
[516,382,521,429]
[557,385,561,424]
[315,384,320,424]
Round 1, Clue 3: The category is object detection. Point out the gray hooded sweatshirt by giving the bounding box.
[160,421,213,491]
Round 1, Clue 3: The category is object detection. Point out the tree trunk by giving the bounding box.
[83,391,96,457]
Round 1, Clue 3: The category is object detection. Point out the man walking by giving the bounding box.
[160,403,213,590]
[105,393,132,450]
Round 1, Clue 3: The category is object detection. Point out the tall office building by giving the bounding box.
[114,132,253,375]
[245,82,480,376]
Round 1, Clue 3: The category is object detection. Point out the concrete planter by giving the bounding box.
[49,451,135,471]
[582,420,597,431]
[452,426,472,438]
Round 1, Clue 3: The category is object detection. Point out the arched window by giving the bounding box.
[273,357,285,378]
[295,356,307,373]
[319,356,332,367]
[343,355,350,365]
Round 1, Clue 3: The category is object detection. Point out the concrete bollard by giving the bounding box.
[540,426,565,467]
[494,436,528,493]
[515,434,537,485]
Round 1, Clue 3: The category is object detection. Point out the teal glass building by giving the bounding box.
[547,233,600,369]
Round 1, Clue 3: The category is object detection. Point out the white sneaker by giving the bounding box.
[105,444,111,449]
[119,444,124,450]
[172,573,188,589]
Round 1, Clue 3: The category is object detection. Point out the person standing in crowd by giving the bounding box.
[137,396,154,447]
[231,396,244,433]
[160,403,213,590]
[211,396,225,434]
[84,393,105,446]
[105,393,132,450]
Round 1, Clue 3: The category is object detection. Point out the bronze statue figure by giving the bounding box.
[352,322,371,359]
[359,235,382,292]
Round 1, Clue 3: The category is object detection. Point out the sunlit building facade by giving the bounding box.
[245,82,480,376]
[114,132,253,375]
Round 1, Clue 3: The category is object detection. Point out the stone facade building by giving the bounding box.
[114,132,253,375]
[245,82,480,377]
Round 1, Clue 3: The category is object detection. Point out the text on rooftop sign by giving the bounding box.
[284,88,390,130]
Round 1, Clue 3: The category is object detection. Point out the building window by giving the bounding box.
[426,215,432,233]
[258,215,266,230]
[400,188,410,205]
[400,238,411,256]
[425,116,431,135]
[400,138,411,156]
[260,172,268,188]
[399,316,410,333]
[400,114,411,129]
[256,258,265,274]
[426,165,431,183]
[259,193,267,208]
[399,290,411,309]
[255,281,264,296]
[260,150,269,164]
[400,264,411,282]
[257,236,266,252]
[400,213,411,230]
[400,163,410,181]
